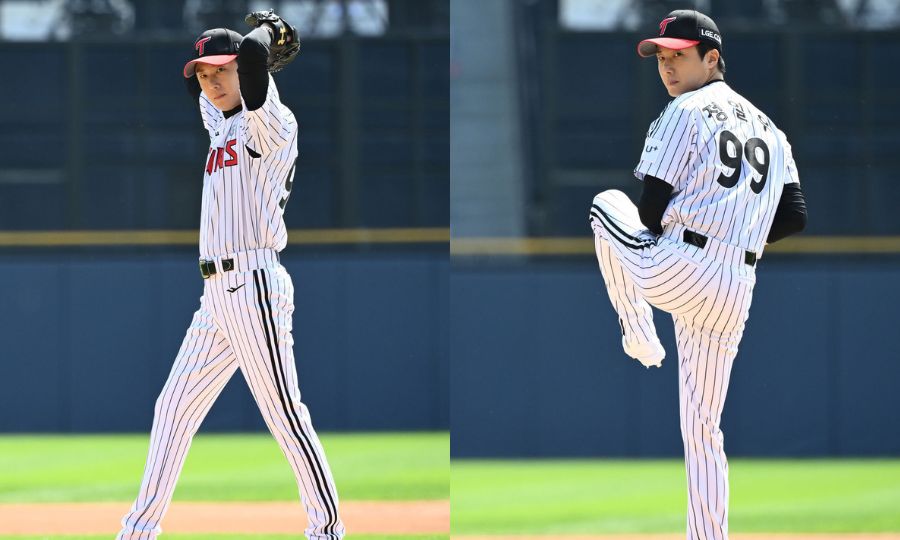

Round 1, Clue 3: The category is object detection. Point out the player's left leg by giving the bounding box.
[208,263,344,539]
[593,233,664,366]
[671,274,754,540]
[589,189,680,366]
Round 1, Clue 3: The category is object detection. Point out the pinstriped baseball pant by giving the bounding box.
[590,190,756,540]
[117,252,344,540]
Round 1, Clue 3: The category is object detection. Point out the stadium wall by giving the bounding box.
[450,256,900,457]
[0,249,449,432]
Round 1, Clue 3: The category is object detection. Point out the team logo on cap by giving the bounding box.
[194,36,212,56]
[659,16,676,35]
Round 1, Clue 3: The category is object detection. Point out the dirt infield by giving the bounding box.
[0,501,448,535]
[455,536,900,540]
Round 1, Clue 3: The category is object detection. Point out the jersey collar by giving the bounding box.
[223,104,242,119]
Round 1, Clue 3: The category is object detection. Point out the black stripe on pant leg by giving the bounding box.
[252,270,339,535]
[592,211,649,251]
[226,276,311,499]
[591,206,653,251]
[260,270,340,535]
[250,270,327,506]
[591,204,653,246]
[591,210,647,250]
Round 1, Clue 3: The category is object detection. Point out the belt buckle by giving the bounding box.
[682,229,708,249]
[199,260,216,279]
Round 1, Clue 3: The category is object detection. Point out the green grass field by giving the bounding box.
[451,458,900,534]
[6,435,899,537]
[0,432,447,502]
[0,537,444,540]
[0,432,448,540]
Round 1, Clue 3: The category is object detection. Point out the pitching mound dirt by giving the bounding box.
[0,501,448,535]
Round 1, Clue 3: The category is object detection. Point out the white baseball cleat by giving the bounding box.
[622,338,665,368]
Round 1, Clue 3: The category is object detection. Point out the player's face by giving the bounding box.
[195,61,242,111]
[656,46,717,97]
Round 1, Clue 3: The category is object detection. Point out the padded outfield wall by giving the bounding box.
[450,254,900,458]
[0,248,449,432]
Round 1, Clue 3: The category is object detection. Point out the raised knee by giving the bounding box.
[592,189,625,208]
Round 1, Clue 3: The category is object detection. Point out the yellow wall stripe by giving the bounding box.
[0,228,449,247]
[451,238,591,256]
[451,236,900,256]
[1,230,897,254]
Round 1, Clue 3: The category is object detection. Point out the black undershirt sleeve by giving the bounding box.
[767,183,807,243]
[185,74,201,101]
[638,175,675,235]
[237,27,272,111]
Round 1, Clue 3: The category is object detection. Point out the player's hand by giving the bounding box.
[245,9,300,73]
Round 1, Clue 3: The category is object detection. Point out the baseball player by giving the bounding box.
[589,10,807,539]
[117,11,344,540]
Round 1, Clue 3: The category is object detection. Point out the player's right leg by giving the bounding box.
[671,278,753,540]
[117,302,237,540]
[208,264,344,539]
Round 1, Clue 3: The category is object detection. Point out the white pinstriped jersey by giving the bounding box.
[197,75,298,259]
[635,80,799,255]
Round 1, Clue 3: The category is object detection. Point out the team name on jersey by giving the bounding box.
[206,139,238,175]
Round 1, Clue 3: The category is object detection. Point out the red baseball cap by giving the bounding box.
[183,28,242,78]
[637,10,722,58]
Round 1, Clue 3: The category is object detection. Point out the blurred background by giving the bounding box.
[450,0,900,460]
[0,0,449,434]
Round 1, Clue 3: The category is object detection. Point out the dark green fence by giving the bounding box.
[0,34,448,231]
[516,8,900,236]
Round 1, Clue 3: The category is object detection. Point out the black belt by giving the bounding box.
[199,258,235,279]
[682,230,757,267]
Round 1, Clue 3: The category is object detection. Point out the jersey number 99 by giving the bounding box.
[716,130,770,194]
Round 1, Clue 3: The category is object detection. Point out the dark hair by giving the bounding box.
[696,42,726,75]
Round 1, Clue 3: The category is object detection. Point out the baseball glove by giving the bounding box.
[245,9,300,72]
